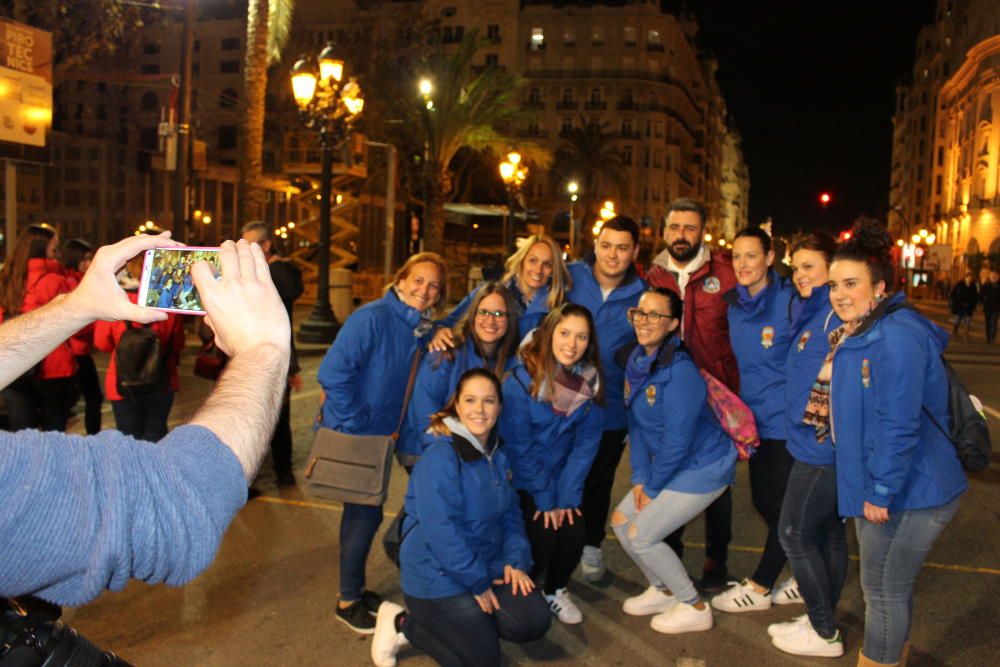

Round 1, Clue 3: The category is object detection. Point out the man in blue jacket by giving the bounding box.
[0,234,290,609]
[566,217,646,581]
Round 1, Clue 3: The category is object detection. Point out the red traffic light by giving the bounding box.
[820,192,832,205]
[838,230,852,242]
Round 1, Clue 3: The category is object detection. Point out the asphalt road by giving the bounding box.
[60,300,1000,666]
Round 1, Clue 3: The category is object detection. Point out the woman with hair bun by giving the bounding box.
[826,219,966,667]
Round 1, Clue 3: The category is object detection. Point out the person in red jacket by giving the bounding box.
[93,254,186,441]
[62,238,103,435]
[0,224,78,431]
[645,198,739,593]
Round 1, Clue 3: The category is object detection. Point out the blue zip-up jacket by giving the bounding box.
[401,428,532,599]
[444,279,551,339]
[499,363,604,511]
[830,292,967,517]
[785,285,841,465]
[618,338,736,496]
[317,290,424,435]
[398,338,517,456]
[565,259,644,430]
[725,273,794,440]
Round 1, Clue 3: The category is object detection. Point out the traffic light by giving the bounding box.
[819,192,832,206]
[838,230,852,242]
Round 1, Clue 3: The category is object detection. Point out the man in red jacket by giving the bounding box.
[646,197,739,592]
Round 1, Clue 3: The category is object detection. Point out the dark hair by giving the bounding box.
[833,218,895,287]
[522,302,605,405]
[734,227,772,254]
[790,231,838,265]
[599,216,639,245]
[241,220,270,241]
[61,238,94,272]
[447,282,521,377]
[427,368,503,436]
[0,224,57,315]
[666,198,707,227]
[642,286,683,322]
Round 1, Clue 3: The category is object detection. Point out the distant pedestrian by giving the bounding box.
[62,238,103,435]
[949,272,978,342]
[981,270,1000,344]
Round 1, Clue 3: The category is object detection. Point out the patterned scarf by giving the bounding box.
[393,285,436,338]
[803,295,885,442]
[624,345,657,408]
[549,364,599,417]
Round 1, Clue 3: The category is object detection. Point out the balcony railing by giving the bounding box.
[556,100,579,110]
[584,100,607,110]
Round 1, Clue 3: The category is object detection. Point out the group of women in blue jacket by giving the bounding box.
[318,217,967,667]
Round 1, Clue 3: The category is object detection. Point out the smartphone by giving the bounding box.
[138,247,222,315]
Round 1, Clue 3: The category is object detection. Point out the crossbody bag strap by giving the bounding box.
[391,347,424,440]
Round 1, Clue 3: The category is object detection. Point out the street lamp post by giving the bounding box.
[499,151,527,254]
[567,181,579,257]
[290,43,364,344]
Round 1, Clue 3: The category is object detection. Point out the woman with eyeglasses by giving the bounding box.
[711,227,799,616]
[499,303,604,625]
[610,288,736,635]
[397,283,521,469]
[432,234,569,351]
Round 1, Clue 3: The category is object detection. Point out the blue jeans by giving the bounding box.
[403,586,550,667]
[339,502,383,601]
[778,460,848,638]
[112,393,174,442]
[613,485,727,603]
[856,495,961,663]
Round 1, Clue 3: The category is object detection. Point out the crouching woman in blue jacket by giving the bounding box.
[500,303,604,625]
[611,288,736,636]
[371,369,550,667]
[826,220,966,667]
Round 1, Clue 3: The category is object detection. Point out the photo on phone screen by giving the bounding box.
[138,247,222,315]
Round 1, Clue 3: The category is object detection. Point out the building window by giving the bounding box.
[937,146,944,167]
[485,53,499,67]
[221,37,240,50]
[653,151,662,168]
[443,25,465,43]
[562,88,574,103]
[487,24,500,43]
[647,29,663,51]
[141,64,160,74]
[654,121,663,138]
[621,119,632,136]
[590,88,602,103]
[96,104,106,120]
[592,26,605,45]
[562,27,574,45]
[218,126,238,150]
[142,42,160,55]
[623,145,633,166]
[530,27,545,50]
[141,92,158,111]
[65,190,81,206]
[220,88,238,109]
[220,61,239,74]
[561,117,572,134]
[624,26,637,46]
[529,88,542,103]
[936,175,942,195]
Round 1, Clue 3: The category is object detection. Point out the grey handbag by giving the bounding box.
[304,350,422,506]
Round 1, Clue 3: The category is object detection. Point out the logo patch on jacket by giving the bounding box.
[761,326,775,349]
[797,330,811,352]
[703,276,721,293]
[646,385,656,406]
[624,381,631,401]
[861,359,871,388]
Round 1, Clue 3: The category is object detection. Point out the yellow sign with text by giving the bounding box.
[0,19,52,148]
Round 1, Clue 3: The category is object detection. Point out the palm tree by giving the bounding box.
[414,32,550,252]
[551,118,628,253]
[239,0,294,224]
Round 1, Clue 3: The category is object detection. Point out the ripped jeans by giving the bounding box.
[612,485,727,603]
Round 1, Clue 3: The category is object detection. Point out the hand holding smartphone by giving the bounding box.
[138,247,222,315]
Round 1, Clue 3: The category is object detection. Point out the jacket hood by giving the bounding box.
[385,286,424,329]
[854,292,949,354]
[442,416,499,461]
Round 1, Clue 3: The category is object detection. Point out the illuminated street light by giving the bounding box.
[499,151,529,253]
[705,233,713,242]
[418,78,433,97]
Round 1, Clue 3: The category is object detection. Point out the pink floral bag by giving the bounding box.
[699,369,760,461]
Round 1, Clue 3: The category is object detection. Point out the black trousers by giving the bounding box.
[1,377,76,432]
[747,439,795,588]
[519,491,586,594]
[986,309,999,343]
[270,388,293,475]
[581,428,629,547]
[665,487,733,567]
[75,354,103,435]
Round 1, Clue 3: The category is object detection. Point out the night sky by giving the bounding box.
[684,0,936,236]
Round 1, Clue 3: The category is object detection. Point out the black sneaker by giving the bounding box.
[361,590,384,617]
[336,600,376,634]
[275,470,297,487]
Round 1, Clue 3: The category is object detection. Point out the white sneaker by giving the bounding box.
[710,578,772,613]
[767,614,810,638]
[623,586,677,616]
[772,624,844,658]
[772,577,804,605]
[650,601,713,634]
[545,588,583,624]
[580,545,606,582]
[371,602,409,667]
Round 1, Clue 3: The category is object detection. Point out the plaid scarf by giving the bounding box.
[803,295,885,442]
[548,364,599,417]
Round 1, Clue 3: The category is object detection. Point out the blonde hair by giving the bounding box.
[502,235,570,311]
[385,251,448,314]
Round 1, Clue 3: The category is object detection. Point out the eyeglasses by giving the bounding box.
[627,308,673,324]
[475,308,508,320]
